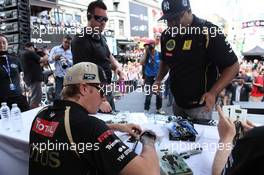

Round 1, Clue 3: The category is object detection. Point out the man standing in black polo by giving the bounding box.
[71,1,125,113]
[20,42,48,109]
[155,0,239,119]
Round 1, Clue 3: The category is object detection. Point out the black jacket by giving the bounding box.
[230,83,251,104]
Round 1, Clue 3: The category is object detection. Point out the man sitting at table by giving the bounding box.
[212,106,263,175]
[28,62,160,175]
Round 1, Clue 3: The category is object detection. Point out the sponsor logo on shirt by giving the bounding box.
[32,117,59,138]
[117,147,132,162]
[165,52,173,57]
[105,139,121,150]
[118,145,127,152]
[166,39,176,51]
[97,130,114,143]
[182,40,192,50]
[10,63,18,68]
[49,112,56,119]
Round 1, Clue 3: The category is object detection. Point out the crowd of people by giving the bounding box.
[220,59,264,106]
[0,0,264,174]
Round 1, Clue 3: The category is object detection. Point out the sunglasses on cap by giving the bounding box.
[87,84,106,98]
[93,15,108,23]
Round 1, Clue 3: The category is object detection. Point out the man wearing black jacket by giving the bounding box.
[71,1,125,113]
[0,34,29,111]
[228,77,251,104]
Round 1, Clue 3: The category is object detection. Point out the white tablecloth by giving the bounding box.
[0,108,219,175]
[0,107,42,175]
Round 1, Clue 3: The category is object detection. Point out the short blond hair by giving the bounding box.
[61,84,81,101]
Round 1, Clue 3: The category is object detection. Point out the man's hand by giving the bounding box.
[53,54,62,61]
[116,68,126,82]
[119,124,142,138]
[140,130,157,145]
[40,55,49,66]
[212,106,236,175]
[200,91,216,112]
[99,101,112,113]
[217,106,236,143]
[153,80,162,94]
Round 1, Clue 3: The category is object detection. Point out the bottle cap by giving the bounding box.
[12,103,18,107]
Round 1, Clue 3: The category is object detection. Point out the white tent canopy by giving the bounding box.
[242,46,264,56]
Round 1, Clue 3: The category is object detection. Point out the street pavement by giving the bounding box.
[115,90,173,115]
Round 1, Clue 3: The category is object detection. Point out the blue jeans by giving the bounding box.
[55,77,64,100]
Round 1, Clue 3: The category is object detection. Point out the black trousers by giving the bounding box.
[55,77,64,100]
[144,76,162,110]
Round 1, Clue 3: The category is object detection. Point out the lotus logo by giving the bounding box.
[163,1,170,11]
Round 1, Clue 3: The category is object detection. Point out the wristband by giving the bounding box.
[140,130,156,141]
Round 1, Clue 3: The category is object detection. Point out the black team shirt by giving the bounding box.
[71,29,112,84]
[29,100,137,175]
[161,15,238,108]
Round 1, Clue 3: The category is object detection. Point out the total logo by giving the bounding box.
[32,118,59,138]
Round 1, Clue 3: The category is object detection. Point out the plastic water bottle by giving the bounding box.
[0,102,11,131]
[10,104,23,132]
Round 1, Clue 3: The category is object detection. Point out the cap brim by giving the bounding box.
[158,12,182,21]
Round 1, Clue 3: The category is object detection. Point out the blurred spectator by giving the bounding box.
[49,35,73,100]
[0,34,29,111]
[249,69,264,102]
[71,1,126,113]
[20,42,48,108]
[141,39,165,114]
[229,77,251,104]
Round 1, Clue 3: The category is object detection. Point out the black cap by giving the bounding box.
[159,0,191,20]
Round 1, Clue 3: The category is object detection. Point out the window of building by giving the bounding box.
[65,13,73,23]
[113,3,119,11]
[54,12,63,24]
[75,14,81,23]
[119,20,124,36]
[108,19,115,30]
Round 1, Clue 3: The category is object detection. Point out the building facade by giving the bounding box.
[30,0,163,35]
